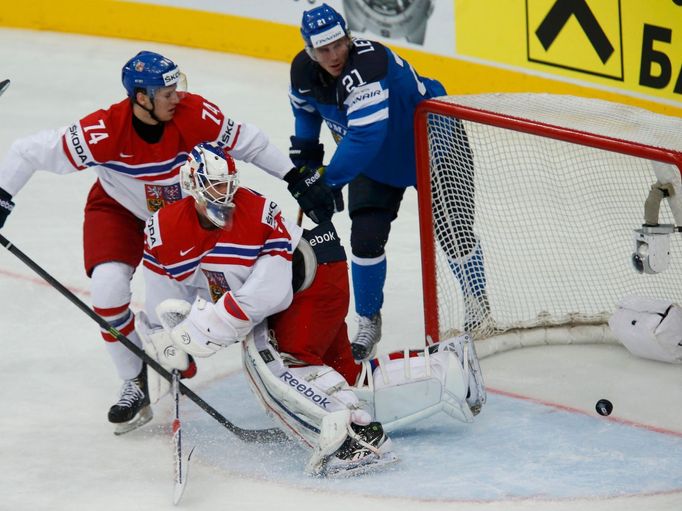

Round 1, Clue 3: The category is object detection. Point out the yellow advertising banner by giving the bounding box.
[456,0,682,106]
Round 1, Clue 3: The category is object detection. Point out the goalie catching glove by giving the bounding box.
[168,294,252,357]
[136,308,196,404]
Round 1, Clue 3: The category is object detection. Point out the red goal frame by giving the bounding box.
[414,97,682,344]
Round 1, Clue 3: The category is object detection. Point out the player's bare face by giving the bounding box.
[314,38,350,78]
[151,85,181,122]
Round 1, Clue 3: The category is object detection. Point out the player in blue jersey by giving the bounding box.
[287,4,490,360]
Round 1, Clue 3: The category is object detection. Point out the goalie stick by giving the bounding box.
[172,370,194,505]
[0,79,9,97]
[0,233,287,443]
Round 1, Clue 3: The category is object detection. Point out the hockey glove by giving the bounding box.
[0,187,15,229]
[170,296,247,358]
[331,186,344,213]
[289,136,324,169]
[285,165,335,224]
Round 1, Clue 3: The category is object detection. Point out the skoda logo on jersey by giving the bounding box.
[163,67,181,86]
[281,372,331,408]
[68,124,87,164]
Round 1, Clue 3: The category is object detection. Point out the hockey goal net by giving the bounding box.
[414,93,682,356]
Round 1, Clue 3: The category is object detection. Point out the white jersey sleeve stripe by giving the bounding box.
[347,107,389,127]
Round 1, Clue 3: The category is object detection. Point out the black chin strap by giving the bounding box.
[135,95,163,124]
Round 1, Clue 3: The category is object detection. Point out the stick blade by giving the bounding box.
[0,79,9,96]
[173,446,195,505]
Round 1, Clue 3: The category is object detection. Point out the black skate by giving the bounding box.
[108,364,153,435]
[323,422,398,477]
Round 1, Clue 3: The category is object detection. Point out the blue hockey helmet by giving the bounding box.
[121,51,182,99]
[300,3,349,49]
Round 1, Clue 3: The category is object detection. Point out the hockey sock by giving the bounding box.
[351,254,386,317]
[448,241,487,297]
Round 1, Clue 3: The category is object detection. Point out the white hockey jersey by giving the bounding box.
[0,93,292,220]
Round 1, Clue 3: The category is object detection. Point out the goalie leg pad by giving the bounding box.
[609,295,682,363]
[354,334,487,431]
[242,323,370,445]
[242,322,388,476]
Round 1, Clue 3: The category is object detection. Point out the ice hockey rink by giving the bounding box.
[0,28,681,511]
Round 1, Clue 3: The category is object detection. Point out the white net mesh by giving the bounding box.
[419,94,682,343]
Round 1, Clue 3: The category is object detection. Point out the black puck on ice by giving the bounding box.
[595,399,613,416]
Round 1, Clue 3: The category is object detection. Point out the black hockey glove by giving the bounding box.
[331,186,344,213]
[284,165,335,224]
[0,187,15,229]
[289,136,324,169]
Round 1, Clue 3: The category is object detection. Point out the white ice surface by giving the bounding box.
[0,28,680,511]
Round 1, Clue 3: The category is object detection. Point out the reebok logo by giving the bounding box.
[308,230,336,247]
[280,372,331,408]
[304,172,321,186]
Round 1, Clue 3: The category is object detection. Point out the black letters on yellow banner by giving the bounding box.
[640,24,682,94]
[535,0,613,64]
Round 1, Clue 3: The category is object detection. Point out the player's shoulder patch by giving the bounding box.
[261,200,281,230]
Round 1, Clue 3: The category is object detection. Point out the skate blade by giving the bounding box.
[113,406,153,436]
[323,452,399,479]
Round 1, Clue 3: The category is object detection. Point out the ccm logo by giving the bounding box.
[281,371,331,408]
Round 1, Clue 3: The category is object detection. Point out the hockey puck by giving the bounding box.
[595,399,613,416]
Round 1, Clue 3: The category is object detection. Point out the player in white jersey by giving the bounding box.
[139,142,486,476]
[0,51,335,434]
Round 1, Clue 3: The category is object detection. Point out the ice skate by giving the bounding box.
[108,364,153,435]
[463,292,492,334]
[323,422,398,478]
[351,313,382,361]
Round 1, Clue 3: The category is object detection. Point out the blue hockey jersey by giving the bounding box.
[289,39,445,188]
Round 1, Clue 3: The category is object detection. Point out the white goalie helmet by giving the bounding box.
[180,142,239,228]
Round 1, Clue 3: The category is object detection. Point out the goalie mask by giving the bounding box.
[180,143,239,228]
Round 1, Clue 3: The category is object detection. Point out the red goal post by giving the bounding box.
[414,94,682,356]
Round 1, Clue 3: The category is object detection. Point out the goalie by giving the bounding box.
[139,142,486,476]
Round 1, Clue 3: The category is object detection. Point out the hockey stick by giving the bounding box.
[0,79,9,97]
[172,370,194,505]
[0,233,287,443]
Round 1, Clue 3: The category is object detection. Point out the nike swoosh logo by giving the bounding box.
[298,88,311,94]
[180,247,195,256]
[119,153,133,158]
